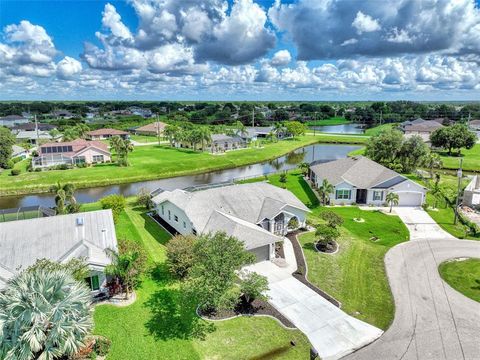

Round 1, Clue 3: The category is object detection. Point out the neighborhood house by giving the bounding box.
[400,118,444,142]
[0,210,118,294]
[33,139,111,169]
[132,121,167,136]
[86,128,130,140]
[308,156,427,206]
[464,175,480,208]
[152,182,309,262]
[0,115,29,128]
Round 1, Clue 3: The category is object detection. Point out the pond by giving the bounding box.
[0,143,361,209]
[309,123,365,134]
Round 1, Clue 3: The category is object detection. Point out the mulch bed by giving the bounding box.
[200,296,295,328]
[315,240,338,253]
[287,230,341,308]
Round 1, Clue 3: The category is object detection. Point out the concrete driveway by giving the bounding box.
[344,239,480,360]
[244,237,382,360]
[393,207,456,241]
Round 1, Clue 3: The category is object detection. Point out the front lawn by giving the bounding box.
[299,207,409,329]
[0,136,323,196]
[439,258,480,303]
[92,205,311,359]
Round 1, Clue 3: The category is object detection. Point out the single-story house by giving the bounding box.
[0,115,29,128]
[132,121,167,136]
[240,126,290,142]
[152,182,310,262]
[0,210,117,294]
[208,134,247,152]
[15,130,62,145]
[86,128,129,140]
[308,156,427,206]
[32,139,111,169]
[52,109,74,119]
[11,122,56,133]
[400,118,444,142]
[469,119,480,131]
[11,145,28,159]
[463,175,480,208]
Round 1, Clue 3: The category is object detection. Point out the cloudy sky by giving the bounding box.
[1,0,480,101]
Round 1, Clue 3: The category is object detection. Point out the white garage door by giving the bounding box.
[249,245,270,262]
[395,192,423,206]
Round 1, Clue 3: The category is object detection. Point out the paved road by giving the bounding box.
[344,239,480,360]
[244,238,382,360]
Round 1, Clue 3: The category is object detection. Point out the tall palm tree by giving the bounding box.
[317,179,334,206]
[164,124,179,147]
[109,135,123,159]
[298,162,310,176]
[200,127,212,151]
[425,152,443,179]
[0,269,92,360]
[117,138,134,166]
[386,192,400,213]
[273,122,284,142]
[50,181,76,214]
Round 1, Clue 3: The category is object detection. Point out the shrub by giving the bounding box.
[315,224,340,247]
[93,336,111,356]
[5,160,14,169]
[10,169,20,176]
[166,235,196,278]
[136,188,153,209]
[240,271,269,303]
[320,210,344,228]
[56,164,69,170]
[100,194,126,223]
[34,167,42,172]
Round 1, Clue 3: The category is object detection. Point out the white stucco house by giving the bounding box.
[308,156,427,206]
[0,210,117,294]
[152,182,310,262]
[464,175,480,208]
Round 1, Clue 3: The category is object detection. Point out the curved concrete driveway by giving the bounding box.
[344,239,480,360]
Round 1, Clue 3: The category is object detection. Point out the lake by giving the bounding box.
[309,123,365,134]
[0,143,361,209]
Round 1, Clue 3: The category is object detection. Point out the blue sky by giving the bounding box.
[0,0,479,101]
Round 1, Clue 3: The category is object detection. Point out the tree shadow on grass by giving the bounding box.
[296,175,320,207]
[144,265,215,341]
[139,212,171,245]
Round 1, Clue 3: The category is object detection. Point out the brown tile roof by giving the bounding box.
[39,139,109,157]
[87,128,129,136]
[135,121,167,133]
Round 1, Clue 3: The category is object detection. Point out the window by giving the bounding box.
[161,205,164,215]
[373,191,383,201]
[192,229,197,235]
[183,221,186,229]
[174,215,178,222]
[335,189,351,200]
[85,275,100,291]
[168,210,171,220]
[92,155,104,163]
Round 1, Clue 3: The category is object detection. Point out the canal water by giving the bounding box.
[0,144,361,209]
[309,124,365,134]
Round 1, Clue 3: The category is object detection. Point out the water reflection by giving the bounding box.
[0,144,361,209]
[309,124,365,134]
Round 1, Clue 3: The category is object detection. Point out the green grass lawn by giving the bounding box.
[299,207,409,330]
[307,133,369,144]
[363,123,396,136]
[307,117,350,126]
[0,136,324,196]
[130,134,160,143]
[437,144,480,172]
[439,258,480,302]
[92,205,311,359]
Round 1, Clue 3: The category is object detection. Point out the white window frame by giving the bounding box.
[373,190,383,201]
[168,210,171,220]
[174,215,178,222]
[92,155,104,163]
[335,189,351,200]
[161,205,164,215]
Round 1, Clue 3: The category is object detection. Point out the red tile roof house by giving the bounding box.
[132,121,167,136]
[32,139,111,169]
[86,128,129,140]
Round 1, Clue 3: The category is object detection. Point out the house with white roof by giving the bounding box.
[152,182,310,262]
[309,156,427,206]
[0,210,117,293]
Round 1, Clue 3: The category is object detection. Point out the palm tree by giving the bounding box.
[299,162,309,176]
[317,179,334,206]
[235,121,248,137]
[117,138,134,166]
[200,127,212,151]
[50,181,76,214]
[0,269,92,360]
[164,124,179,147]
[273,122,284,141]
[386,192,400,213]
[425,152,443,179]
[109,135,123,159]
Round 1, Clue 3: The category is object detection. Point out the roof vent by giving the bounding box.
[76,217,84,226]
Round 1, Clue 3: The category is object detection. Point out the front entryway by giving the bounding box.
[356,189,367,204]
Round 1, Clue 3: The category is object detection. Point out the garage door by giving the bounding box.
[249,245,270,262]
[395,192,423,206]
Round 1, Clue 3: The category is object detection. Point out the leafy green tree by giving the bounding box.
[166,234,196,278]
[116,138,134,166]
[240,271,269,304]
[298,162,310,176]
[386,192,400,213]
[365,128,404,167]
[164,124,180,147]
[0,269,92,360]
[320,210,344,228]
[105,239,147,299]
[25,258,89,282]
[50,182,77,214]
[185,232,255,312]
[0,127,15,169]
[136,187,153,209]
[100,194,126,223]
[430,124,477,155]
[398,135,429,173]
[317,178,334,205]
[315,224,340,248]
[285,121,306,138]
[424,152,443,178]
[109,135,123,157]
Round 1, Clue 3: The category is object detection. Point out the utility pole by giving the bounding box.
[35,114,39,144]
[252,108,255,128]
[156,115,161,146]
[454,158,463,225]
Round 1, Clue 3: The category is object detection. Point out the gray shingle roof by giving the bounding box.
[0,210,117,289]
[152,182,309,248]
[310,156,408,189]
